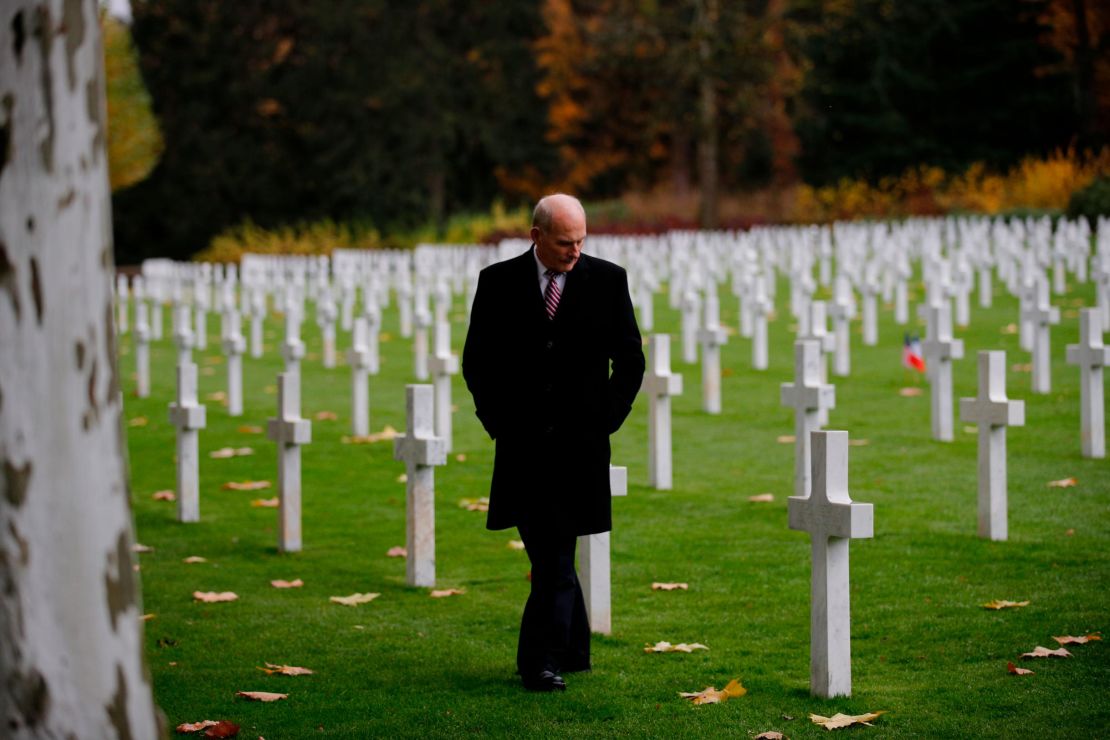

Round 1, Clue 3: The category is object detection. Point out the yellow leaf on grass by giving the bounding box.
[223,480,271,491]
[679,678,746,705]
[330,593,380,606]
[776,435,795,444]
[251,497,279,508]
[455,453,467,462]
[176,719,220,732]
[981,600,1029,610]
[809,711,885,730]
[235,691,287,702]
[430,588,465,598]
[193,591,238,603]
[1053,634,1100,645]
[1047,477,1078,488]
[152,490,175,501]
[899,387,923,397]
[1021,645,1072,659]
[386,546,407,558]
[271,579,303,589]
[1007,661,1034,675]
[314,411,338,421]
[754,733,785,740]
[458,497,489,512]
[748,493,775,503]
[257,662,313,676]
[848,438,870,447]
[133,543,154,553]
[396,473,408,483]
[238,425,264,434]
[1012,363,1032,373]
[128,416,148,427]
[644,641,709,653]
[507,540,526,550]
[341,425,400,445]
[140,613,155,621]
[210,447,254,459]
[205,391,227,402]
[1001,323,1018,334]
[183,556,208,564]
[652,582,688,591]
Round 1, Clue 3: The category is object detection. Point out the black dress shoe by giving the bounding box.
[522,670,566,692]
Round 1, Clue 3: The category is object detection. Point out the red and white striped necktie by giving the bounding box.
[543,269,561,319]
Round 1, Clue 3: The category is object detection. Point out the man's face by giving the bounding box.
[532,206,586,273]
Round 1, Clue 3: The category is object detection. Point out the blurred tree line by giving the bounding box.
[111,0,1106,262]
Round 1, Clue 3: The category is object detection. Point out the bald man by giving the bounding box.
[463,194,645,691]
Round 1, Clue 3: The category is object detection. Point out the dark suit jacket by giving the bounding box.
[462,248,645,537]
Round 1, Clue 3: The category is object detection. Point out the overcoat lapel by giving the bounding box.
[553,255,590,327]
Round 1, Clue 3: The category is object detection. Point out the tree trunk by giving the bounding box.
[696,0,719,230]
[1,1,162,737]
[1070,0,1097,149]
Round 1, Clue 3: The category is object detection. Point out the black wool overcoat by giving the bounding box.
[462,248,645,537]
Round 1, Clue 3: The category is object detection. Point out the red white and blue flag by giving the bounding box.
[902,333,925,373]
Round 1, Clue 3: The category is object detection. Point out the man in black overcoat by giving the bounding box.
[462,194,645,692]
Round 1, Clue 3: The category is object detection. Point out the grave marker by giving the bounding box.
[428,320,459,453]
[1023,281,1060,394]
[267,372,312,553]
[922,303,964,441]
[168,362,207,523]
[393,385,447,587]
[781,340,836,499]
[222,311,246,416]
[644,334,683,490]
[347,316,373,437]
[697,285,727,414]
[1066,308,1109,458]
[578,464,628,635]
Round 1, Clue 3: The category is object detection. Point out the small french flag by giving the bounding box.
[902,333,925,373]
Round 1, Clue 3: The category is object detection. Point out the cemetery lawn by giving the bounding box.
[124,277,1109,739]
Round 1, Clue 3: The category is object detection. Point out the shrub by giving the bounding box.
[1067,177,1110,226]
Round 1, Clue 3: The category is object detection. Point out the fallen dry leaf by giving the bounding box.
[314,410,338,421]
[203,720,240,738]
[379,332,393,341]
[193,591,238,603]
[341,425,400,445]
[1001,323,1018,334]
[271,579,303,589]
[176,719,219,733]
[776,434,796,444]
[152,490,176,501]
[1047,477,1078,488]
[507,540,525,550]
[200,367,216,377]
[183,556,208,564]
[455,453,467,462]
[396,473,407,483]
[132,543,154,553]
[1007,661,1034,675]
[754,733,785,740]
[205,391,227,402]
[386,546,407,558]
[128,416,149,427]
[644,641,709,653]
[210,447,255,459]
[237,425,263,434]
[222,480,272,491]
[140,613,156,621]
[981,600,1029,610]
[1021,645,1072,659]
[1065,528,1075,536]
[235,691,287,702]
[1011,363,1032,373]
[257,662,313,676]
[848,438,870,447]
[963,425,978,434]
[330,592,380,606]
[430,588,465,598]
[899,387,923,397]
[251,497,279,508]
[809,711,885,730]
[679,678,746,705]
[748,493,775,503]
[1053,634,1100,645]
[652,582,689,591]
[458,497,489,512]
[264,385,277,394]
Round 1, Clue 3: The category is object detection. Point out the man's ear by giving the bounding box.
[530,226,541,244]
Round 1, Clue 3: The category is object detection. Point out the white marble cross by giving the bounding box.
[788,430,874,699]
[781,340,836,499]
[1023,281,1060,394]
[173,302,195,366]
[281,302,306,377]
[267,372,312,553]
[828,277,854,377]
[317,291,339,369]
[922,303,964,441]
[193,278,210,351]
[398,279,414,338]
[860,272,879,347]
[697,285,727,414]
[751,275,772,371]
[644,334,683,490]
[364,302,382,374]
[578,464,628,635]
[428,319,459,453]
[413,309,431,381]
[801,300,836,426]
[1066,308,1109,458]
[168,362,207,523]
[680,288,700,364]
[134,296,151,399]
[347,316,373,437]
[393,385,447,587]
[222,311,246,416]
[959,351,1025,540]
[249,287,266,359]
[116,274,129,335]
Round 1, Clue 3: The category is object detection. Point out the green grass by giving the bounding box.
[123,273,1110,738]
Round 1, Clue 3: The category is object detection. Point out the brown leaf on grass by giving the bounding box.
[981,600,1029,610]
[679,678,746,705]
[210,447,254,459]
[314,410,338,421]
[1001,323,1018,335]
[776,435,795,444]
[235,691,287,702]
[152,490,176,501]
[848,438,870,447]
[458,497,489,512]
[176,719,219,733]
[386,546,407,558]
[128,416,149,427]
[200,367,216,377]
[205,391,228,403]
[899,387,923,397]
[1052,634,1100,645]
[507,540,525,551]
[809,711,885,730]
[251,497,279,508]
[271,579,303,589]
[140,613,156,621]
[644,641,709,653]
[257,662,313,676]
[754,733,785,740]
[455,453,467,462]
[340,425,399,445]
[652,582,688,591]
[1007,661,1034,675]
[222,480,271,491]
[396,473,407,483]
[193,591,238,603]
[430,588,465,598]
[183,556,208,564]
[264,385,277,394]
[748,493,775,503]
[237,425,264,434]
[1047,477,1078,488]
[1021,645,1072,659]
[133,543,154,553]
[330,593,380,606]
[203,720,240,738]
[1012,363,1032,373]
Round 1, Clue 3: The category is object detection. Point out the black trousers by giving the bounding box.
[516,523,591,675]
